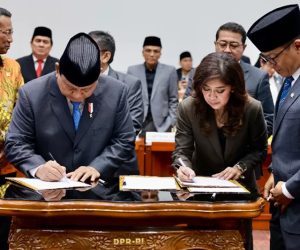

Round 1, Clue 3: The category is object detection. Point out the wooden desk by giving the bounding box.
[145,142,175,176]
[0,191,265,250]
[135,137,145,175]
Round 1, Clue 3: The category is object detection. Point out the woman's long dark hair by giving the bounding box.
[192,52,248,136]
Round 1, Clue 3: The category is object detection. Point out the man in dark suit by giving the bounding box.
[214,22,274,138]
[17,26,59,83]
[127,36,178,132]
[5,33,138,182]
[88,30,143,135]
[248,4,300,249]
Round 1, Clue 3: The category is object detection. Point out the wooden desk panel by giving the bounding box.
[0,198,265,250]
[135,137,145,175]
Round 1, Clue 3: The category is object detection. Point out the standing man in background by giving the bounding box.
[88,30,143,135]
[127,36,178,133]
[248,4,300,249]
[214,22,274,138]
[17,26,59,83]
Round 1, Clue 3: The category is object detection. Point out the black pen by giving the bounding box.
[48,152,70,183]
[48,152,106,185]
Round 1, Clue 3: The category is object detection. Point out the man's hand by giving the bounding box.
[66,166,100,182]
[263,173,274,200]
[35,161,66,181]
[270,181,293,213]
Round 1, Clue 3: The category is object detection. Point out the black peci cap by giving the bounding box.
[143,36,162,47]
[32,26,52,42]
[247,4,300,52]
[59,33,100,87]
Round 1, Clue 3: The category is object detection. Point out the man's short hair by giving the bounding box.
[88,31,116,64]
[0,7,11,18]
[180,51,192,61]
[216,22,247,44]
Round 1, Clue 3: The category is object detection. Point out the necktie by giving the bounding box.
[36,59,43,77]
[279,76,294,107]
[72,102,81,130]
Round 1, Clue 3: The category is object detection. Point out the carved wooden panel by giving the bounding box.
[9,229,244,250]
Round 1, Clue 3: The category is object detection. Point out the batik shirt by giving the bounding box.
[0,56,24,174]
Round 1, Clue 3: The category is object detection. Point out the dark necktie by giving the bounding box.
[72,102,81,130]
[279,76,294,107]
[36,60,43,77]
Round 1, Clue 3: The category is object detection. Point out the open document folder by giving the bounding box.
[119,175,249,194]
[174,176,250,193]
[6,177,91,191]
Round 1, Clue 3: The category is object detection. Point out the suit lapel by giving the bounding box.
[151,63,161,100]
[273,76,300,139]
[49,76,75,142]
[207,119,223,160]
[139,65,148,98]
[27,56,38,79]
[74,80,101,146]
[42,57,52,75]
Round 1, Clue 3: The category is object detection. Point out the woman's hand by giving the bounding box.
[212,166,243,180]
[177,166,195,182]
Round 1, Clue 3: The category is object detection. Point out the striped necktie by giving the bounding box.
[72,102,81,130]
[279,76,294,107]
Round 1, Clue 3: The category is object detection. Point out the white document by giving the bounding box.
[145,132,175,145]
[179,176,239,188]
[174,176,250,193]
[188,187,249,193]
[120,176,178,191]
[6,177,91,191]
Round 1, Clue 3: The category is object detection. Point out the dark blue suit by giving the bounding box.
[4,72,138,180]
[240,61,274,137]
[271,74,300,249]
[108,67,144,134]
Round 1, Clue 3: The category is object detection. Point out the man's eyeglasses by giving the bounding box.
[215,41,243,50]
[0,29,13,36]
[260,41,293,65]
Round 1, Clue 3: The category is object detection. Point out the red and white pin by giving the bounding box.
[88,103,93,118]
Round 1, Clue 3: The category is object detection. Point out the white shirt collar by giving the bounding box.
[32,55,45,63]
[101,66,109,76]
[291,67,300,86]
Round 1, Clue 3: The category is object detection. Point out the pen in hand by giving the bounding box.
[48,152,69,183]
[178,157,195,182]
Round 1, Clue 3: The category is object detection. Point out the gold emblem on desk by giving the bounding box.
[113,237,145,246]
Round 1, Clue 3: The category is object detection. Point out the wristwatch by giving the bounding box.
[235,162,247,173]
